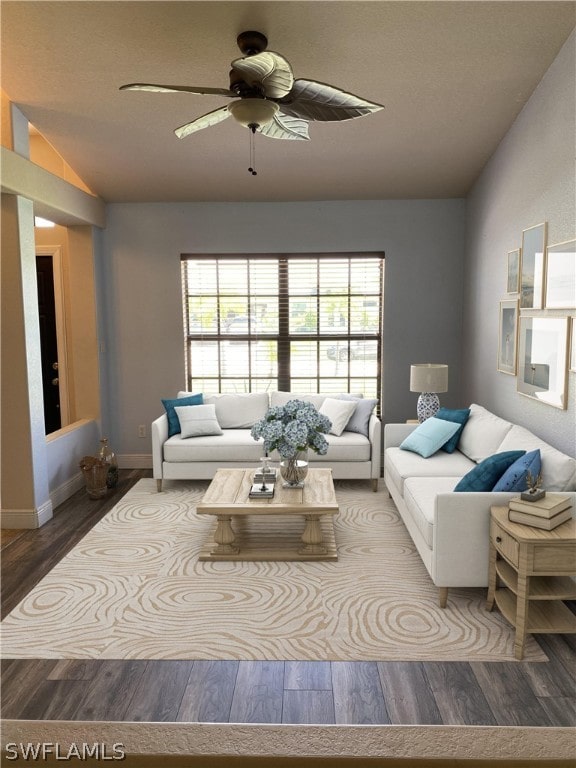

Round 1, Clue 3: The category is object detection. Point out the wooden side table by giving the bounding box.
[486,505,576,660]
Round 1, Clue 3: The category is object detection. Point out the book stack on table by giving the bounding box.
[508,493,573,530]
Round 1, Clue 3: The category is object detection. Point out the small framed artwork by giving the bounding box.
[520,222,547,309]
[498,299,518,375]
[544,238,576,309]
[570,317,576,373]
[517,316,569,409]
[507,249,520,293]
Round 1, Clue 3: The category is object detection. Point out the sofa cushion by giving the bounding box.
[181,392,269,428]
[496,425,576,491]
[164,429,264,463]
[319,398,357,436]
[385,447,475,493]
[162,393,203,437]
[400,417,460,458]
[338,395,378,437]
[403,477,462,548]
[311,432,371,462]
[175,404,223,438]
[458,404,513,463]
[435,407,471,453]
[454,451,525,492]
[270,431,371,463]
[492,449,542,492]
[270,392,327,410]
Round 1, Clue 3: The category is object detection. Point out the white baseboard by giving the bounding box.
[50,471,85,509]
[1,498,53,529]
[118,454,153,469]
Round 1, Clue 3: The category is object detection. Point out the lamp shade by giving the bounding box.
[410,364,448,394]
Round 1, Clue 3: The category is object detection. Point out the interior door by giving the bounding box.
[36,255,61,433]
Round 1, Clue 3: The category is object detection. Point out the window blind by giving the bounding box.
[181,254,383,399]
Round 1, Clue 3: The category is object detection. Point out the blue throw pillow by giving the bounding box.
[435,407,471,454]
[454,450,525,492]
[400,417,460,458]
[162,393,203,437]
[492,449,542,492]
[337,395,378,436]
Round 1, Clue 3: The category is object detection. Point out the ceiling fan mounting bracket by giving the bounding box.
[236,31,268,56]
[229,68,266,98]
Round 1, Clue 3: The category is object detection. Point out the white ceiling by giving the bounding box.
[1,1,574,203]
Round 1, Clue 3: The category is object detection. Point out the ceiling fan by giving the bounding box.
[120,31,384,145]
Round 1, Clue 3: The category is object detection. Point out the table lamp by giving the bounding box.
[410,364,449,422]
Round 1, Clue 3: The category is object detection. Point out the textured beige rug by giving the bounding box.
[1,479,546,661]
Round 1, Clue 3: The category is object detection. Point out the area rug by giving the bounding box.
[0,479,546,661]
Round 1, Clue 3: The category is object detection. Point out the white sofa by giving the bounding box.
[384,404,576,607]
[152,391,381,492]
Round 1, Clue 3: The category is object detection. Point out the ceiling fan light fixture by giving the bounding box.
[228,98,279,129]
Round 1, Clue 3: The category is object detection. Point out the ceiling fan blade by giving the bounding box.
[231,52,294,99]
[258,112,310,141]
[174,106,231,139]
[120,83,235,97]
[279,79,383,122]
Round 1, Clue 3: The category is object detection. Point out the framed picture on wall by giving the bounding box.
[507,249,520,294]
[517,316,569,409]
[545,239,576,309]
[520,223,547,309]
[498,299,518,375]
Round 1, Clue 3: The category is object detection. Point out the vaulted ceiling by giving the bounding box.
[1,1,574,203]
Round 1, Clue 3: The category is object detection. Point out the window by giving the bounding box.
[181,254,384,399]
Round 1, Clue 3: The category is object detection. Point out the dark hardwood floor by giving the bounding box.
[2,470,575,727]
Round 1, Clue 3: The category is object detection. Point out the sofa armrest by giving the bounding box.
[151,414,168,479]
[368,413,382,479]
[432,491,516,586]
[432,491,576,586]
[384,423,417,450]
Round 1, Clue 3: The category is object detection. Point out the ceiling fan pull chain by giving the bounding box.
[248,124,257,175]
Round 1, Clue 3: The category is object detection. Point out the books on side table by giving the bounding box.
[508,493,573,530]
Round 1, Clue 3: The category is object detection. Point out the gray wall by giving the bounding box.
[97,199,465,458]
[464,30,575,457]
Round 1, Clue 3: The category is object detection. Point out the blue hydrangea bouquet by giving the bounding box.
[251,399,332,486]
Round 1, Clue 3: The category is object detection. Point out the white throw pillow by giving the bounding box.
[319,398,357,436]
[458,403,513,463]
[174,404,223,438]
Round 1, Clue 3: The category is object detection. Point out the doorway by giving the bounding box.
[35,248,69,434]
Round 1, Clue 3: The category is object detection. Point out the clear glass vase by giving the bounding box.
[99,437,119,488]
[279,450,309,488]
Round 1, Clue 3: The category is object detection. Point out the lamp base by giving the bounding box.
[417,393,440,423]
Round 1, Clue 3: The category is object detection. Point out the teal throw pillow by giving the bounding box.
[436,407,471,454]
[162,393,203,437]
[400,417,460,458]
[454,450,525,492]
[492,449,541,492]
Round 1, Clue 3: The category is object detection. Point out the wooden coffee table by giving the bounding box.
[196,468,339,561]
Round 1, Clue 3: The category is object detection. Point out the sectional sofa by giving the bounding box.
[152,391,381,492]
[384,404,576,607]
